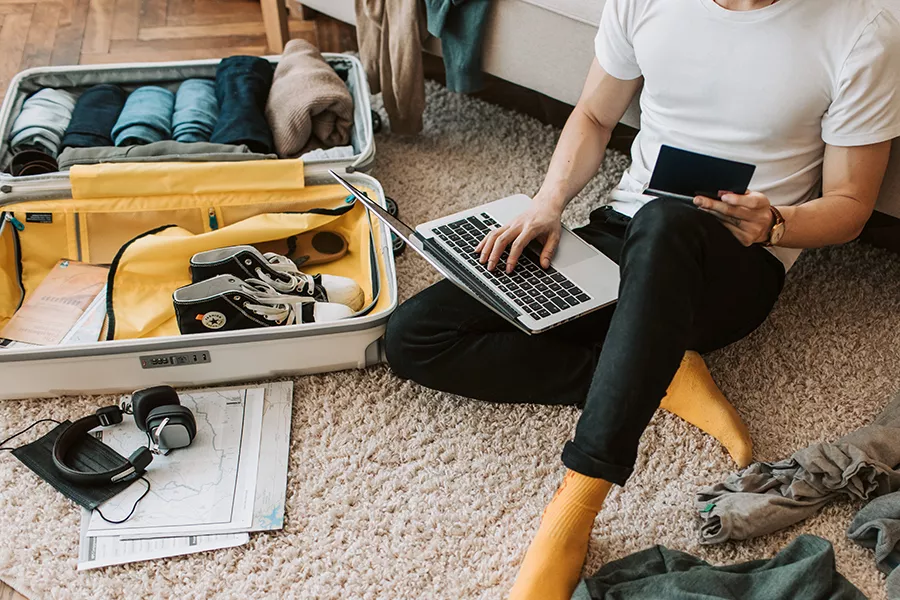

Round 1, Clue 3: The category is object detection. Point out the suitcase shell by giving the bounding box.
[0,56,396,401]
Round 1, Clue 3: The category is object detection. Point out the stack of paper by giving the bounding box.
[1,260,108,348]
[2,283,108,350]
[76,381,293,570]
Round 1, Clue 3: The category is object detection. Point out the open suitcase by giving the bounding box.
[0,55,398,401]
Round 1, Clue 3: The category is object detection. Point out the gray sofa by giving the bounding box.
[298,0,900,219]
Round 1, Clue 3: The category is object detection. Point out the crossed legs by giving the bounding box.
[384,198,785,598]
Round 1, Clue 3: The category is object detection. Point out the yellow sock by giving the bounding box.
[659,351,753,467]
[509,471,613,600]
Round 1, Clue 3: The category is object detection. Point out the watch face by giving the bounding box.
[770,223,786,245]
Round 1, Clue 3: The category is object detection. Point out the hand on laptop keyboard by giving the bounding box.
[475,201,563,273]
[432,215,593,320]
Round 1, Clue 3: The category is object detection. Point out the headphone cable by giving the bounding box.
[94,477,152,524]
[0,418,62,451]
[2,418,151,525]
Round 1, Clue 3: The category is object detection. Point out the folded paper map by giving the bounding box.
[1,260,108,345]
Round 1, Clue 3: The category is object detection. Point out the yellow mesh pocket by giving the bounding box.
[219,200,327,226]
[108,205,374,340]
[82,208,208,265]
[0,218,22,328]
[12,210,76,301]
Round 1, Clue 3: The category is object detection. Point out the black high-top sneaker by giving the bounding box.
[173,275,354,335]
[190,245,364,312]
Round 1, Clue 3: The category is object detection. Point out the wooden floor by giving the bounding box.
[0,579,26,600]
[0,0,356,98]
[0,1,353,596]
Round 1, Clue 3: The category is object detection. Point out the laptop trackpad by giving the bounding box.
[530,232,596,269]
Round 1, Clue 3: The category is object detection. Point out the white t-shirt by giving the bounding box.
[596,0,900,269]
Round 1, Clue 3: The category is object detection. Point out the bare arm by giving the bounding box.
[537,59,644,213]
[779,141,890,247]
[478,59,642,271]
[695,141,892,248]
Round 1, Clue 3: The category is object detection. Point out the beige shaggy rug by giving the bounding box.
[2,81,900,599]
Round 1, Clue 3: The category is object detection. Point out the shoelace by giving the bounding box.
[252,253,317,296]
[240,278,314,325]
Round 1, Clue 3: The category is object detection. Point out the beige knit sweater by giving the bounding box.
[265,39,355,158]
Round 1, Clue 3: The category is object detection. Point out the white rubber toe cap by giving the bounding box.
[320,274,365,312]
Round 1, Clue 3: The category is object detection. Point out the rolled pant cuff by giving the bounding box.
[562,441,632,486]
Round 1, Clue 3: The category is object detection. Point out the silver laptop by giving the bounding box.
[329,171,619,334]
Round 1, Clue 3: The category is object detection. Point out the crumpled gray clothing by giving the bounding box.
[696,392,900,544]
[847,489,900,597]
[888,569,900,599]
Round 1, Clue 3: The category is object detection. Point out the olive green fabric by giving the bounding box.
[572,535,865,600]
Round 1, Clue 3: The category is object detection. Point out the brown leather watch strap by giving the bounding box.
[763,206,785,247]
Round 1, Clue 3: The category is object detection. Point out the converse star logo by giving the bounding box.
[200,311,227,330]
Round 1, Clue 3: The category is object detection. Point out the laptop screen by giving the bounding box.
[328,170,529,331]
[328,171,420,246]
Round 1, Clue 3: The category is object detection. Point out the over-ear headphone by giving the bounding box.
[52,386,197,486]
[52,406,153,485]
[130,386,197,452]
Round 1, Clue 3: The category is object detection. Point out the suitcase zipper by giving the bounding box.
[1,213,26,310]
[73,212,83,261]
[1,203,84,261]
[105,224,178,341]
[0,177,72,207]
[208,207,219,230]
[4,213,24,231]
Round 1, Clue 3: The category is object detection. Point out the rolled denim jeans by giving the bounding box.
[172,79,218,143]
[9,89,78,158]
[210,56,274,154]
[112,86,175,146]
[62,84,127,149]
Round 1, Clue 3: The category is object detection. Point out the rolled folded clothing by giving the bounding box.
[112,86,175,147]
[61,84,126,149]
[266,39,353,158]
[331,63,351,82]
[173,79,218,143]
[299,145,355,161]
[210,56,275,154]
[10,148,59,176]
[8,89,78,158]
[56,140,277,170]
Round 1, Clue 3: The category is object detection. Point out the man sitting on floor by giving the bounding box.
[384,0,900,598]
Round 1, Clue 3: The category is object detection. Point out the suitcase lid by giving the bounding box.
[0,52,376,197]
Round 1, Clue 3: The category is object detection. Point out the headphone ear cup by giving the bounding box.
[147,405,197,448]
[131,386,181,432]
[128,447,153,474]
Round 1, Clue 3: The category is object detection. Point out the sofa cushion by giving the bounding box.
[516,0,604,26]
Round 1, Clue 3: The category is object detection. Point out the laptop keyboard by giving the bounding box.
[432,213,592,320]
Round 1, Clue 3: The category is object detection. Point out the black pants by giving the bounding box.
[384,198,786,485]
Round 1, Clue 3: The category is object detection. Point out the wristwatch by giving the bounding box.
[763,206,785,247]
